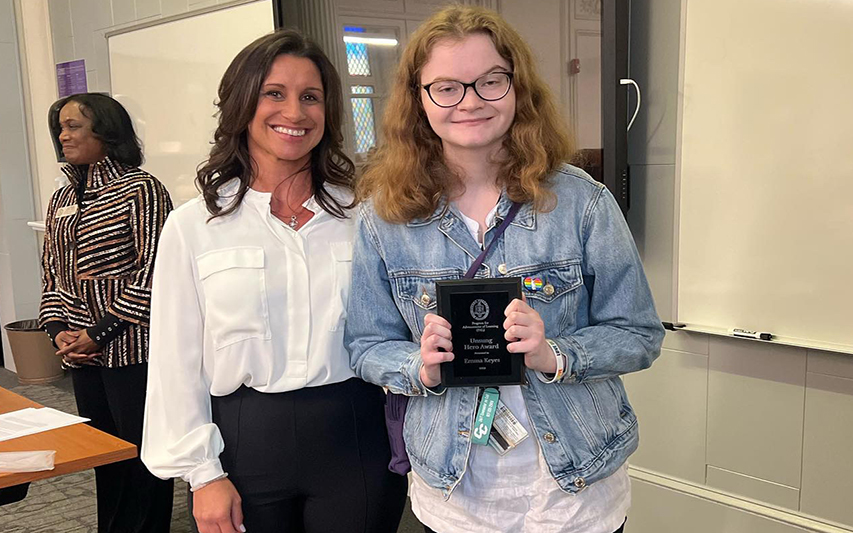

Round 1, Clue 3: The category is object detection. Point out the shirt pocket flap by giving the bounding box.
[515,261,583,303]
[330,241,353,262]
[393,269,463,311]
[197,247,265,281]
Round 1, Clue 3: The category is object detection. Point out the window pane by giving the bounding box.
[342,24,400,157]
[351,97,376,154]
[345,42,371,76]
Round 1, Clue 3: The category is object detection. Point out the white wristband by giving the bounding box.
[535,339,566,384]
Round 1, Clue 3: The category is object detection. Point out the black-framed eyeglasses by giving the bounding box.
[421,72,514,108]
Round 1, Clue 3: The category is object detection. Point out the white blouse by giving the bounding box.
[141,182,355,488]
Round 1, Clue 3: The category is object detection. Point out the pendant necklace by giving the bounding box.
[272,204,304,229]
[269,175,308,229]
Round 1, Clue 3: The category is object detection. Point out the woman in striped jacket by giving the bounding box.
[39,92,174,532]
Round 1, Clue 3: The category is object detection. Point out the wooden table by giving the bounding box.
[0,386,137,489]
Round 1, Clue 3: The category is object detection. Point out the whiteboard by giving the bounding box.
[108,1,274,205]
[676,0,853,353]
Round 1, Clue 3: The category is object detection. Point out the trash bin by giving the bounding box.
[3,320,63,385]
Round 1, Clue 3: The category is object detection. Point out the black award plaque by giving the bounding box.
[435,277,524,387]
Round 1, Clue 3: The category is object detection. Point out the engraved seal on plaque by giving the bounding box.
[470,299,490,321]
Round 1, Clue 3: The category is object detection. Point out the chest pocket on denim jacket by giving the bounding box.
[390,269,464,339]
[509,261,583,334]
[197,246,271,349]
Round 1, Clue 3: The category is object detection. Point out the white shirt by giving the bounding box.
[142,183,355,488]
[408,207,631,533]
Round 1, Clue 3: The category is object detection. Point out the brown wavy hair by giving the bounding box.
[357,6,575,223]
[197,29,354,219]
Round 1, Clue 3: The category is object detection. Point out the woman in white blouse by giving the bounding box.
[141,30,407,533]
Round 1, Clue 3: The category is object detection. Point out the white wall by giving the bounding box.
[499,0,563,108]
[18,0,59,225]
[0,0,43,371]
[48,0,245,94]
[38,0,250,216]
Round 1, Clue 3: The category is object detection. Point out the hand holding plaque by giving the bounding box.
[435,277,525,387]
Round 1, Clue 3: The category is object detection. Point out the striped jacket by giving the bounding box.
[39,157,173,368]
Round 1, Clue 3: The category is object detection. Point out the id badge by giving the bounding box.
[488,398,530,455]
[472,387,500,445]
[55,204,78,218]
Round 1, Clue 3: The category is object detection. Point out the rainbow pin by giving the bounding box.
[523,277,544,291]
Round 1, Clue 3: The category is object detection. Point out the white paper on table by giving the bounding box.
[0,450,56,472]
[0,407,90,443]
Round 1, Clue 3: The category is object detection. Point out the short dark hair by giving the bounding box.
[48,93,143,168]
[196,29,355,220]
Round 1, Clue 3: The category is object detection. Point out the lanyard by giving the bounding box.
[463,202,522,279]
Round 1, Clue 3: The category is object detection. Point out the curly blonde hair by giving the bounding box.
[357,5,575,223]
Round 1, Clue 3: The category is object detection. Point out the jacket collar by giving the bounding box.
[61,156,132,189]
[407,190,536,230]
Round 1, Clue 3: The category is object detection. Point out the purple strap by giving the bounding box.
[464,202,522,279]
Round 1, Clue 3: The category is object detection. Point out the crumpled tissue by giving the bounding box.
[0,450,56,473]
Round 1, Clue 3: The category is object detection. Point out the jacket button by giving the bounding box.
[498,263,508,275]
[543,432,556,443]
[420,293,431,306]
[574,477,586,489]
[543,284,555,296]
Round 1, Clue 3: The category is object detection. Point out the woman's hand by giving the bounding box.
[193,478,245,533]
[419,313,454,388]
[504,297,557,374]
[54,330,79,350]
[56,330,101,364]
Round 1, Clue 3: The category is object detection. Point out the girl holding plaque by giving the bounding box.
[346,6,664,533]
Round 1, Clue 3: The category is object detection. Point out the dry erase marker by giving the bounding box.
[729,328,773,341]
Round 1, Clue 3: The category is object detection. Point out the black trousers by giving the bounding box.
[424,518,627,532]
[71,364,174,533]
[210,379,408,533]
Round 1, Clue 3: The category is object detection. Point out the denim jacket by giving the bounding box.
[345,164,664,498]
